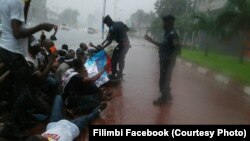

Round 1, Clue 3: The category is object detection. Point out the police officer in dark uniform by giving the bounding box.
[100,15,130,80]
[144,15,180,105]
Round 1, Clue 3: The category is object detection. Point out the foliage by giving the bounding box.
[130,9,155,30]
[181,48,250,85]
[216,0,250,35]
[154,0,189,17]
[216,0,250,63]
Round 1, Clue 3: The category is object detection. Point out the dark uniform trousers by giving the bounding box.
[159,55,176,99]
[111,43,130,77]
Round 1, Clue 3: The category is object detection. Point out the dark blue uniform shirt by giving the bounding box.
[159,28,179,59]
[108,21,129,45]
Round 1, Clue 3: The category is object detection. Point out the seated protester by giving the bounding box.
[26,36,42,68]
[80,42,101,58]
[62,44,69,52]
[57,49,67,64]
[55,53,75,84]
[76,48,87,61]
[68,49,76,58]
[76,48,113,97]
[32,39,59,104]
[62,59,108,115]
[25,95,107,141]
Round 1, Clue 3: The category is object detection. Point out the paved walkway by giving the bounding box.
[27,38,250,141]
[94,38,250,125]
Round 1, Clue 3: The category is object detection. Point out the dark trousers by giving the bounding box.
[50,95,99,130]
[111,45,129,77]
[65,82,102,114]
[0,48,32,83]
[67,94,101,114]
[159,57,176,99]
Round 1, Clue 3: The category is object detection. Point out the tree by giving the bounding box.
[149,17,164,40]
[216,0,250,63]
[192,12,218,56]
[130,10,155,36]
[59,8,80,28]
[154,0,189,17]
[150,0,194,43]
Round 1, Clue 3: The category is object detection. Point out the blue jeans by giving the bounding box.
[50,95,100,130]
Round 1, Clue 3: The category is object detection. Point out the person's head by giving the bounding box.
[80,43,88,51]
[23,0,31,3]
[28,36,41,57]
[62,44,69,51]
[76,48,87,62]
[103,15,113,27]
[25,135,48,141]
[68,49,76,59]
[57,49,67,58]
[73,58,84,71]
[42,39,58,56]
[162,15,175,31]
[64,52,75,67]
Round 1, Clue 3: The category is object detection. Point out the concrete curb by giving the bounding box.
[179,58,250,96]
[244,87,250,96]
[215,74,230,85]
[197,67,208,75]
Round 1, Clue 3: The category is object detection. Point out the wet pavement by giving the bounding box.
[93,38,250,125]
[75,37,250,140]
[26,33,250,141]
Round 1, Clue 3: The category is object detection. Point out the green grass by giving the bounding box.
[181,48,250,85]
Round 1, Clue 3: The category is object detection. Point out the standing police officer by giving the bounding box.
[144,15,180,105]
[100,15,130,80]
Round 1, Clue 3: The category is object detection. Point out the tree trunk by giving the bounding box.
[239,33,247,64]
[204,43,208,56]
[204,36,209,56]
[239,45,245,64]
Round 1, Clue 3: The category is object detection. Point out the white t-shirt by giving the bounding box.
[0,0,28,56]
[42,120,80,141]
[61,69,78,92]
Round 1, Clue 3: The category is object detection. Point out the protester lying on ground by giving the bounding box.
[25,95,107,141]
[62,59,111,115]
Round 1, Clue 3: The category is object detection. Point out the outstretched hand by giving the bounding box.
[89,42,94,47]
[40,23,55,32]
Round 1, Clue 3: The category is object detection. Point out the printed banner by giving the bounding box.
[85,50,111,87]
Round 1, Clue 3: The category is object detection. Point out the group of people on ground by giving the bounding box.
[0,0,180,140]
